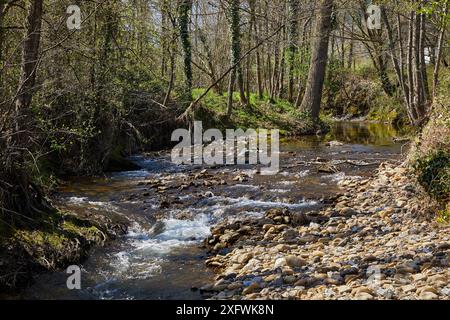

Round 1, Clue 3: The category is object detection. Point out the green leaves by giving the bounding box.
[413,150,450,202]
[419,0,449,21]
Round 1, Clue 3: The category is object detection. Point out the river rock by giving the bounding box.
[340,207,358,217]
[201,161,450,301]
[326,141,344,147]
[235,252,253,265]
[352,287,373,296]
[354,292,374,300]
[227,282,243,290]
[273,255,307,269]
[401,284,416,293]
[283,276,297,284]
[337,285,352,294]
[419,291,439,300]
[285,255,307,268]
[242,282,260,295]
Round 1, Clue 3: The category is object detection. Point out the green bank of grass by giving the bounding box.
[192,89,324,135]
[409,71,450,222]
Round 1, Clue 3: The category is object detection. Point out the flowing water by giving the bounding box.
[23,122,406,300]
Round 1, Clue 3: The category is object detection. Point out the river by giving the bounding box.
[23,121,406,300]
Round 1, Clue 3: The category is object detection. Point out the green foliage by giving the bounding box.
[285,46,311,81]
[413,150,450,202]
[192,88,315,134]
[367,95,404,124]
[325,57,344,94]
[419,0,450,20]
[437,208,450,223]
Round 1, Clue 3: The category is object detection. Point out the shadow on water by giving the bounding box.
[21,121,406,300]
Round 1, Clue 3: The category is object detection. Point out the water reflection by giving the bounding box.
[282,121,402,150]
[327,122,399,146]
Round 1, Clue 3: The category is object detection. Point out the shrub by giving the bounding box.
[413,150,450,202]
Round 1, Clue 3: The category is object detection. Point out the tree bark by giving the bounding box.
[0,2,5,90]
[299,0,333,122]
[413,11,425,120]
[161,0,168,77]
[347,17,354,69]
[198,29,221,94]
[287,0,299,102]
[433,3,448,99]
[250,0,263,100]
[227,0,247,114]
[382,6,409,110]
[407,11,417,122]
[179,0,193,101]
[419,12,430,103]
[14,0,43,144]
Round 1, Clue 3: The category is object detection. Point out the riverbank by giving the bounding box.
[192,89,329,135]
[201,161,449,300]
[0,200,129,294]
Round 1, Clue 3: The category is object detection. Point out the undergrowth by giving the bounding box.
[192,89,325,135]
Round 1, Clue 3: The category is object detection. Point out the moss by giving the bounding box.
[61,220,105,243]
[0,206,108,280]
[14,229,68,251]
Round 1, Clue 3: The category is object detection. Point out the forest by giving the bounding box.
[0,0,449,301]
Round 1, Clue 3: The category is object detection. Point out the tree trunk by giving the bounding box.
[300,0,333,122]
[287,0,299,102]
[250,0,263,100]
[161,0,168,77]
[382,6,409,110]
[227,0,247,114]
[413,12,425,120]
[198,29,221,94]
[278,38,286,99]
[246,6,253,104]
[407,11,418,122]
[14,0,43,144]
[359,2,395,97]
[179,0,193,101]
[419,12,430,103]
[0,2,5,90]
[270,32,280,101]
[0,2,4,60]
[227,69,236,117]
[347,17,354,69]
[396,10,405,83]
[433,3,448,99]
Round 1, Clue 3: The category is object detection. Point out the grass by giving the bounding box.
[192,89,321,135]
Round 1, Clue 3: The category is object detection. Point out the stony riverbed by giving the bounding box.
[201,163,450,300]
[20,122,449,300]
